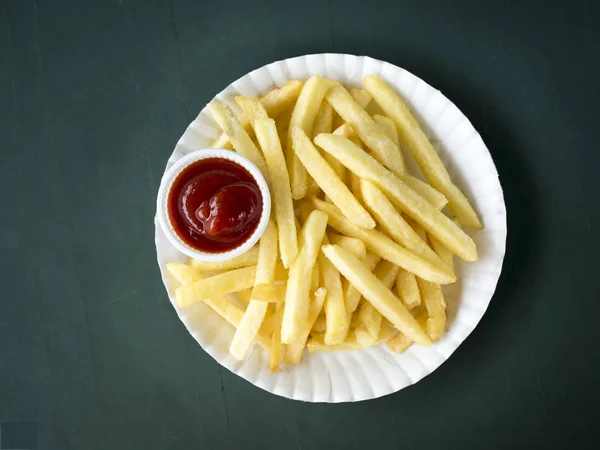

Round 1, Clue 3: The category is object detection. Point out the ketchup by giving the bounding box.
[167,158,263,253]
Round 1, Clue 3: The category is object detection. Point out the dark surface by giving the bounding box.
[1,0,599,449]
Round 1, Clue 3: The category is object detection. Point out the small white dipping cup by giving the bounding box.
[157,149,271,262]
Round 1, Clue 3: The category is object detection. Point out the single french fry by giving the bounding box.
[321,244,432,345]
[270,303,283,372]
[259,306,283,336]
[176,265,257,308]
[396,269,421,310]
[429,233,454,274]
[307,326,397,353]
[191,247,259,271]
[387,333,412,353]
[314,133,477,261]
[212,80,303,148]
[292,127,375,229]
[287,76,332,199]
[359,179,449,271]
[167,263,270,350]
[230,221,278,360]
[275,106,294,138]
[285,287,327,364]
[326,83,406,176]
[319,237,347,345]
[254,118,298,268]
[208,102,270,181]
[417,277,446,341]
[363,74,482,228]
[281,210,328,343]
[328,234,367,259]
[312,198,454,284]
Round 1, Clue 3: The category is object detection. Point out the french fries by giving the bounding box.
[287,76,332,199]
[254,118,298,268]
[176,265,257,308]
[312,198,455,284]
[212,80,303,148]
[230,220,278,360]
[326,83,406,177]
[396,269,421,310]
[292,127,375,229]
[319,238,347,345]
[322,244,432,345]
[314,133,477,262]
[190,249,258,273]
[359,179,449,271]
[363,74,482,228]
[167,73,483,371]
[281,210,328,343]
[207,102,270,181]
[285,287,327,364]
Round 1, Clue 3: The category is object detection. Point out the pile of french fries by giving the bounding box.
[167,74,482,372]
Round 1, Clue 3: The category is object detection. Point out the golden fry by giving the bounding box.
[363,74,482,228]
[285,287,327,364]
[314,133,477,261]
[254,118,298,268]
[322,244,431,345]
[190,247,259,271]
[396,269,421,310]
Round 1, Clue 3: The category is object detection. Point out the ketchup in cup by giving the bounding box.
[167,157,264,253]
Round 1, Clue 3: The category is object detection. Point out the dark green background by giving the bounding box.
[1,0,599,449]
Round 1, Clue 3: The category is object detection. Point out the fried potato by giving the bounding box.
[350,88,372,109]
[287,76,333,199]
[386,333,412,353]
[230,220,278,360]
[212,80,303,148]
[270,303,283,372]
[176,265,257,308]
[312,198,455,284]
[285,287,327,364]
[333,123,363,147]
[314,133,477,261]
[417,277,446,341]
[292,127,375,229]
[357,260,400,344]
[235,96,268,133]
[344,252,381,314]
[319,237,347,345]
[372,114,448,210]
[326,83,406,176]
[359,179,449,271]
[254,118,298,268]
[307,326,397,353]
[207,102,270,181]
[396,268,421,310]
[328,234,367,259]
[167,263,270,350]
[322,244,431,345]
[312,102,334,137]
[363,74,482,228]
[281,210,328,343]
[191,247,259,271]
[311,263,320,292]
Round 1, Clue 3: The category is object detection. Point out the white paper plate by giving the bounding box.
[155,54,507,402]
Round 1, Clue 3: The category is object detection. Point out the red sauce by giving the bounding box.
[167,157,263,253]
